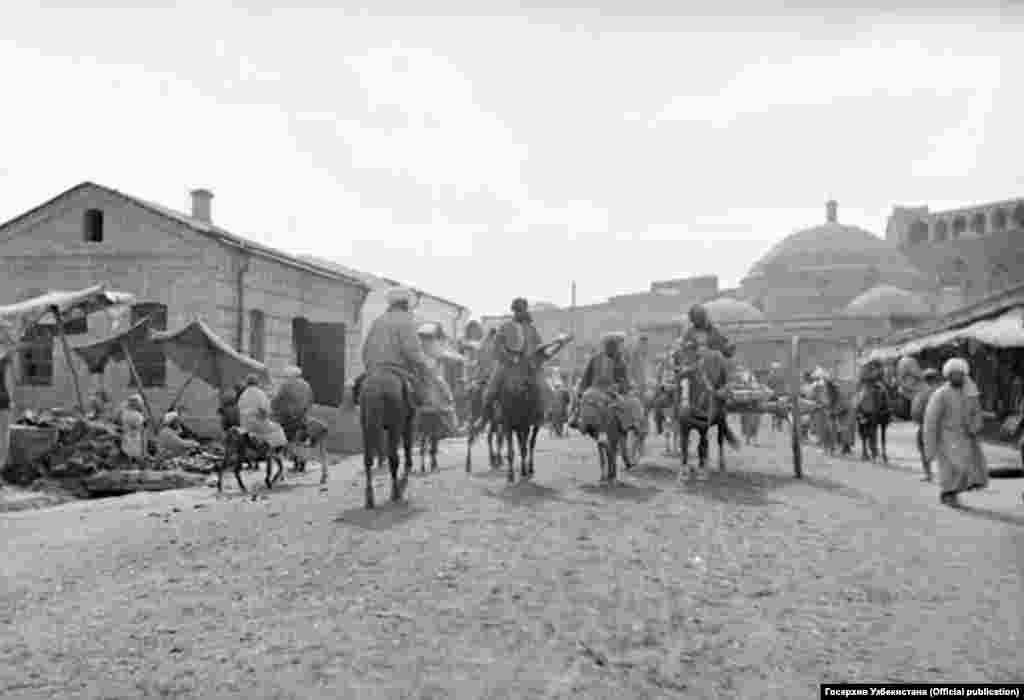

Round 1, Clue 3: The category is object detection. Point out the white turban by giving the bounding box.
[942,357,970,378]
[417,322,438,337]
[386,287,414,306]
[282,365,302,379]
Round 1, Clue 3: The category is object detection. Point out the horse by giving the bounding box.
[464,378,506,471]
[217,427,286,493]
[650,384,680,455]
[358,368,415,509]
[494,348,549,484]
[855,378,892,463]
[546,384,572,437]
[674,347,736,478]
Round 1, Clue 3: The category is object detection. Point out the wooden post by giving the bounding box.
[790,334,803,479]
[120,342,157,435]
[52,307,86,415]
[169,369,198,412]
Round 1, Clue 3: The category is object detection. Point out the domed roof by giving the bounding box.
[744,201,925,284]
[696,297,767,324]
[846,285,932,318]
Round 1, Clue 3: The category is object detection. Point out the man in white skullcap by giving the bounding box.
[922,357,988,507]
[358,286,432,408]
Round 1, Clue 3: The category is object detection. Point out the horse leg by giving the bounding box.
[431,435,439,472]
[528,422,539,478]
[505,426,515,484]
[467,416,482,474]
[697,428,709,477]
[679,421,690,466]
[880,421,889,464]
[607,432,619,485]
[362,413,376,509]
[858,420,870,461]
[717,418,727,472]
[387,425,402,502]
[401,412,414,495]
[419,431,427,473]
[318,440,328,486]
[518,428,528,479]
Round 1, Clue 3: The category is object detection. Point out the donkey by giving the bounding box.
[218,427,286,493]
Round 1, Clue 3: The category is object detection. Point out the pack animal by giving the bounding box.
[218,427,286,493]
[855,365,893,463]
[674,346,737,477]
[464,379,506,471]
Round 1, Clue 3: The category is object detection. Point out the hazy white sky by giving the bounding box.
[1,1,1022,318]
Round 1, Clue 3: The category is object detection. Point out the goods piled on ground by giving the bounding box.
[1,408,222,497]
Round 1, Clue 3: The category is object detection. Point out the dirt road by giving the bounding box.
[2,421,1022,699]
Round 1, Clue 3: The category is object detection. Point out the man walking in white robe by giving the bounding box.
[923,358,988,508]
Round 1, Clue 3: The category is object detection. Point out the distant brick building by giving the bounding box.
[886,196,1024,311]
[480,276,720,375]
[0,182,371,445]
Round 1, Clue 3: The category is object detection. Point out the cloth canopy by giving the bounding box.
[152,320,269,391]
[865,305,1024,361]
[0,285,135,359]
[73,318,153,374]
[960,307,1024,348]
[0,285,134,325]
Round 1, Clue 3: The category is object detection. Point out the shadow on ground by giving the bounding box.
[957,505,1024,527]
[485,481,562,506]
[579,482,659,503]
[631,457,875,507]
[334,501,427,530]
[470,465,514,480]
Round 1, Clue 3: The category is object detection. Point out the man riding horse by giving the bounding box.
[571,331,631,431]
[677,303,741,450]
[359,287,432,412]
[481,297,546,416]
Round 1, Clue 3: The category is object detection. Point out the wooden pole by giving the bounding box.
[52,307,86,415]
[790,334,803,478]
[169,370,198,412]
[120,341,157,434]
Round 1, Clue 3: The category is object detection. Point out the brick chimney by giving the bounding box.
[190,188,213,223]
[826,199,838,223]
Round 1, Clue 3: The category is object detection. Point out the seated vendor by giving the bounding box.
[117,394,147,464]
[156,411,201,458]
[86,389,112,421]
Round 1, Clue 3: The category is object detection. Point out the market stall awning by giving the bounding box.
[0,285,135,325]
[959,307,1024,348]
[865,305,1024,361]
[151,320,269,390]
[73,318,153,374]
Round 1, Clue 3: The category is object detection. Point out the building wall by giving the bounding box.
[481,284,716,374]
[897,226,1024,306]
[0,185,367,450]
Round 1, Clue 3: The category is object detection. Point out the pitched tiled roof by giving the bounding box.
[300,254,467,312]
[0,182,371,291]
